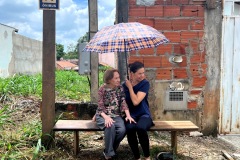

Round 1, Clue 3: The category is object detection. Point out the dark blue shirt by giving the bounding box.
[123,79,151,119]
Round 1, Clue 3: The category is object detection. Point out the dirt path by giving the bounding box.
[4,97,240,160]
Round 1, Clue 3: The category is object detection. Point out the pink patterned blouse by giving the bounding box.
[96,84,128,117]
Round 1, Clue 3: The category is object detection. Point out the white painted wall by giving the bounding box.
[0,25,14,78]
[0,24,42,78]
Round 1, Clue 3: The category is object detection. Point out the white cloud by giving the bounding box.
[0,0,116,52]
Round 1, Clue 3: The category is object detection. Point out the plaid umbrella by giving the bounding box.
[83,22,169,77]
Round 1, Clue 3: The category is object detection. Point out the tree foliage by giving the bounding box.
[56,43,65,60]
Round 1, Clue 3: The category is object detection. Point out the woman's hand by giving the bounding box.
[125,116,136,124]
[125,79,132,89]
[92,114,96,122]
[104,116,115,128]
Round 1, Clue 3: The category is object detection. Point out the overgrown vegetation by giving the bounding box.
[0,69,186,159]
[0,70,105,103]
[0,70,105,159]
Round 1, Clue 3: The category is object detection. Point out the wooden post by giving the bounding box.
[88,0,98,103]
[41,10,56,147]
[74,131,79,155]
[116,0,128,82]
[171,131,177,154]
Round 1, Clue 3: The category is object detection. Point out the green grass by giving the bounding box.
[0,70,104,103]
[0,70,105,159]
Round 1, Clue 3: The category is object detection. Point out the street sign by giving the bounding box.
[39,0,59,10]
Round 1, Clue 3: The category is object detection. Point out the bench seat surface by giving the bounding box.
[53,120,198,131]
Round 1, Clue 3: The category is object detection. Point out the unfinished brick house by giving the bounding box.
[116,0,226,135]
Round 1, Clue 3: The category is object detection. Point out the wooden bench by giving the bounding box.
[53,120,199,156]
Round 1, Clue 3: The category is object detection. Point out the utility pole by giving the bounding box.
[116,0,128,82]
[41,10,56,147]
[88,0,98,103]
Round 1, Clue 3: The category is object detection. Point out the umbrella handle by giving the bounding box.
[124,39,129,80]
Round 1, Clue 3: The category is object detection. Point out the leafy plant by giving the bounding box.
[0,106,14,128]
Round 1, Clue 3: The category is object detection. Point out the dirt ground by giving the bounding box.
[5,97,240,160]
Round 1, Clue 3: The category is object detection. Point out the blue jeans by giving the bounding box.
[96,115,126,157]
[125,116,153,159]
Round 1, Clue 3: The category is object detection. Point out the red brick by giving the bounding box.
[172,0,189,4]
[161,56,173,67]
[128,56,143,64]
[146,6,163,17]
[190,52,206,63]
[172,19,191,30]
[155,19,172,31]
[173,44,187,54]
[181,31,199,43]
[190,90,202,95]
[129,0,136,5]
[192,76,207,87]
[128,18,136,22]
[139,47,155,55]
[191,19,204,30]
[130,50,137,55]
[188,101,197,109]
[137,18,154,27]
[178,56,187,67]
[189,40,199,52]
[201,63,207,75]
[198,6,205,17]
[157,44,172,55]
[173,68,188,79]
[181,6,198,17]
[198,31,204,39]
[164,6,181,17]
[143,56,161,68]
[190,64,200,76]
[155,0,172,5]
[67,104,76,111]
[129,6,146,17]
[156,68,172,80]
[164,32,181,43]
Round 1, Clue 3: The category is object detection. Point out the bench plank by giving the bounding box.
[53,120,199,156]
[53,120,198,131]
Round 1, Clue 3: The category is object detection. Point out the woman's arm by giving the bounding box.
[125,79,146,106]
[124,109,136,123]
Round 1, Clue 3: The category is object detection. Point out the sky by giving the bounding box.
[0,0,116,52]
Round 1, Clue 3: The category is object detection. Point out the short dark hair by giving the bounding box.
[129,61,144,73]
[103,69,119,84]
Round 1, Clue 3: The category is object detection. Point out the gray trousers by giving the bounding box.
[96,115,126,157]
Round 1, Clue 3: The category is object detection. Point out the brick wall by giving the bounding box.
[128,0,206,110]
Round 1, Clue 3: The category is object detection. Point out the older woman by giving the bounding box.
[95,69,135,160]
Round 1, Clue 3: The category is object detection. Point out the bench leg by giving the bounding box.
[171,131,177,154]
[74,131,79,155]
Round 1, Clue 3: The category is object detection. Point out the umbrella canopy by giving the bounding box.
[83,22,169,53]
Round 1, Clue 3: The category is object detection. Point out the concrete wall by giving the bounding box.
[11,34,42,76]
[0,24,42,78]
[127,0,220,135]
[202,3,222,136]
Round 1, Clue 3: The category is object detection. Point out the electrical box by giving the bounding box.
[163,91,188,110]
[78,43,90,75]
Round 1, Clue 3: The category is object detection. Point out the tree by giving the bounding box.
[62,43,78,59]
[78,32,89,43]
[56,43,65,60]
